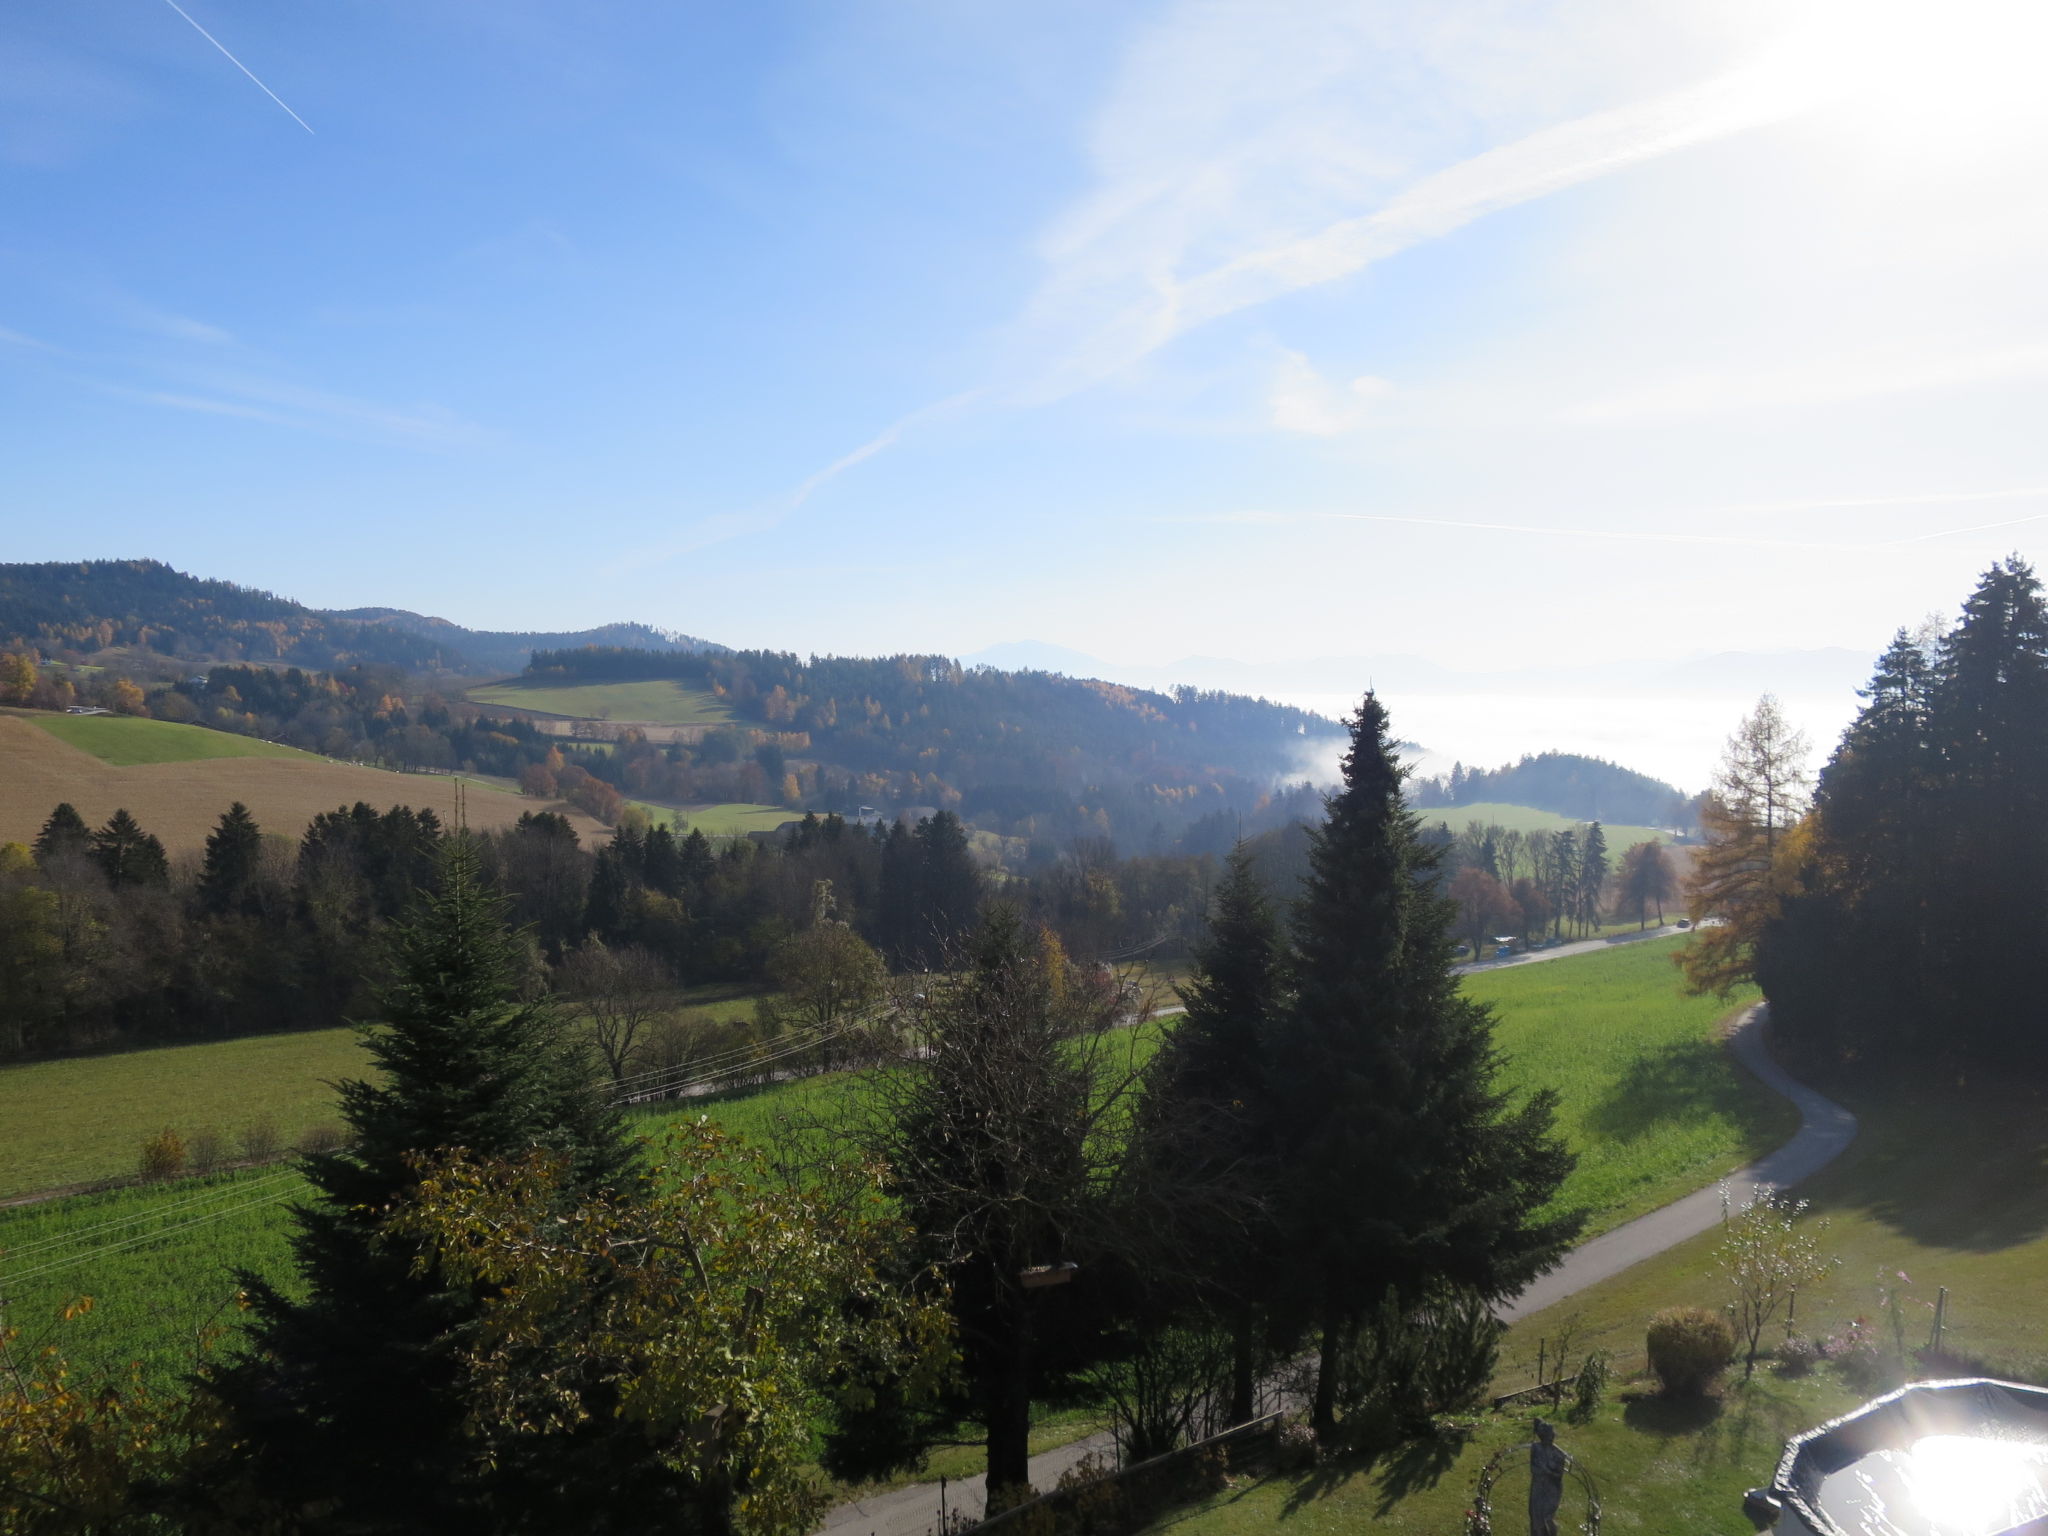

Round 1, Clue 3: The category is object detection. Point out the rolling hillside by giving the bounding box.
[0,711,609,851]
[467,676,737,725]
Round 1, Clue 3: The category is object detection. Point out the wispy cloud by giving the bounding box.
[1268,350,1393,436]
[1015,3,1827,399]
[1157,500,2048,554]
[1561,341,2048,424]
[616,390,984,572]
[96,370,483,447]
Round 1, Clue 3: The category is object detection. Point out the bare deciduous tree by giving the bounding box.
[558,937,673,1082]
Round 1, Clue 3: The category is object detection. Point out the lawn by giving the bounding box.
[27,712,315,766]
[1420,800,1666,855]
[631,799,801,837]
[1468,938,1786,1233]
[467,677,736,725]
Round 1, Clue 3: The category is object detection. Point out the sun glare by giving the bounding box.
[1775,0,2048,154]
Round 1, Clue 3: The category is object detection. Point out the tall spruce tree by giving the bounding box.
[1927,556,2048,1060]
[198,835,637,1533]
[1127,843,1287,1422]
[197,802,264,916]
[1577,822,1609,935]
[32,802,90,869]
[1271,695,1579,1437]
[90,809,168,889]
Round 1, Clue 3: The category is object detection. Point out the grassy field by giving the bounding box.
[1420,800,1666,855]
[0,941,1764,1406]
[631,799,800,836]
[0,713,610,852]
[28,712,316,766]
[467,677,736,725]
[0,1166,310,1388]
[1469,937,1784,1233]
[0,1029,371,1200]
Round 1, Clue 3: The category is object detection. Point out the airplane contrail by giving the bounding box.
[158,0,315,135]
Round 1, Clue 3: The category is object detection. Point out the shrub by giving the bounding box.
[1645,1307,1734,1396]
[138,1128,186,1181]
[188,1126,226,1175]
[1568,1351,1610,1423]
[1775,1336,1823,1377]
[240,1117,281,1163]
[1340,1286,1503,1435]
[1273,1420,1320,1472]
[299,1122,348,1155]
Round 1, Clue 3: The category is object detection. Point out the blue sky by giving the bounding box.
[9,0,2048,782]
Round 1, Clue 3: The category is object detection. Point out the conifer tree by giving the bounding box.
[198,802,264,916]
[1577,822,1609,934]
[90,809,168,889]
[1270,695,1579,1438]
[198,835,636,1533]
[1128,843,1286,1422]
[32,803,90,869]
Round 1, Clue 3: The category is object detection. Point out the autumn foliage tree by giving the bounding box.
[1679,695,1810,998]
[389,1123,954,1536]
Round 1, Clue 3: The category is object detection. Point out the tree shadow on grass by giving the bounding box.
[1621,1390,1724,1438]
[1582,1039,1784,1159]
[1805,1079,2048,1252]
[1274,1430,1468,1521]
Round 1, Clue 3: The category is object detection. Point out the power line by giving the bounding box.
[0,1169,303,1263]
[0,1187,299,1291]
[609,1026,858,1105]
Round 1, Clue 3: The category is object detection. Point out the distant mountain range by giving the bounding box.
[958,640,1877,702]
[0,561,719,677]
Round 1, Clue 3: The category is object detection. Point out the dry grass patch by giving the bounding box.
[0,713,608,851]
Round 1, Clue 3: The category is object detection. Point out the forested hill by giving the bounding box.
[525,645,1348,828]
[328,608,721,675]
[0,561,716,675]
[1410,750,1685,825]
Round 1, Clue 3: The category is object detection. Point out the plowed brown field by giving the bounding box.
[0,716,608,851]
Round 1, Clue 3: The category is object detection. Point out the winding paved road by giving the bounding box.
[819,940,1859,1536]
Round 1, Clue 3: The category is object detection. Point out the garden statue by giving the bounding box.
[1529,1419,1569,1536]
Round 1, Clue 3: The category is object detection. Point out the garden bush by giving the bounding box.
[1645,1307,1734,1396]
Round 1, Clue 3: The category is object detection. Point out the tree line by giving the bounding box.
[5,694,1582,1535]
[1432,817,1677,956]
[0,791,1234,1064]
[1684,557,2048,1076]
[1410,749,1695,829]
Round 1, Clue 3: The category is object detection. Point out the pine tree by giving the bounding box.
[32,803,90,869]
[90,809,168,889]
[1577,822,1609,935]
[198,802,264,915]
[1271,695,1579,1437]
[197,836,636,1533]
[1128,843,1287,1421]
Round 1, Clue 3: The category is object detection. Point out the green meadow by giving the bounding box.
[466,677,736,725]
[0,940,1774,1399]
[0,1029,371,1200]
[630,799,800,836]
[1467,936,1783,1232]
[28,712,316,766]
[1421,800,1667,855]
